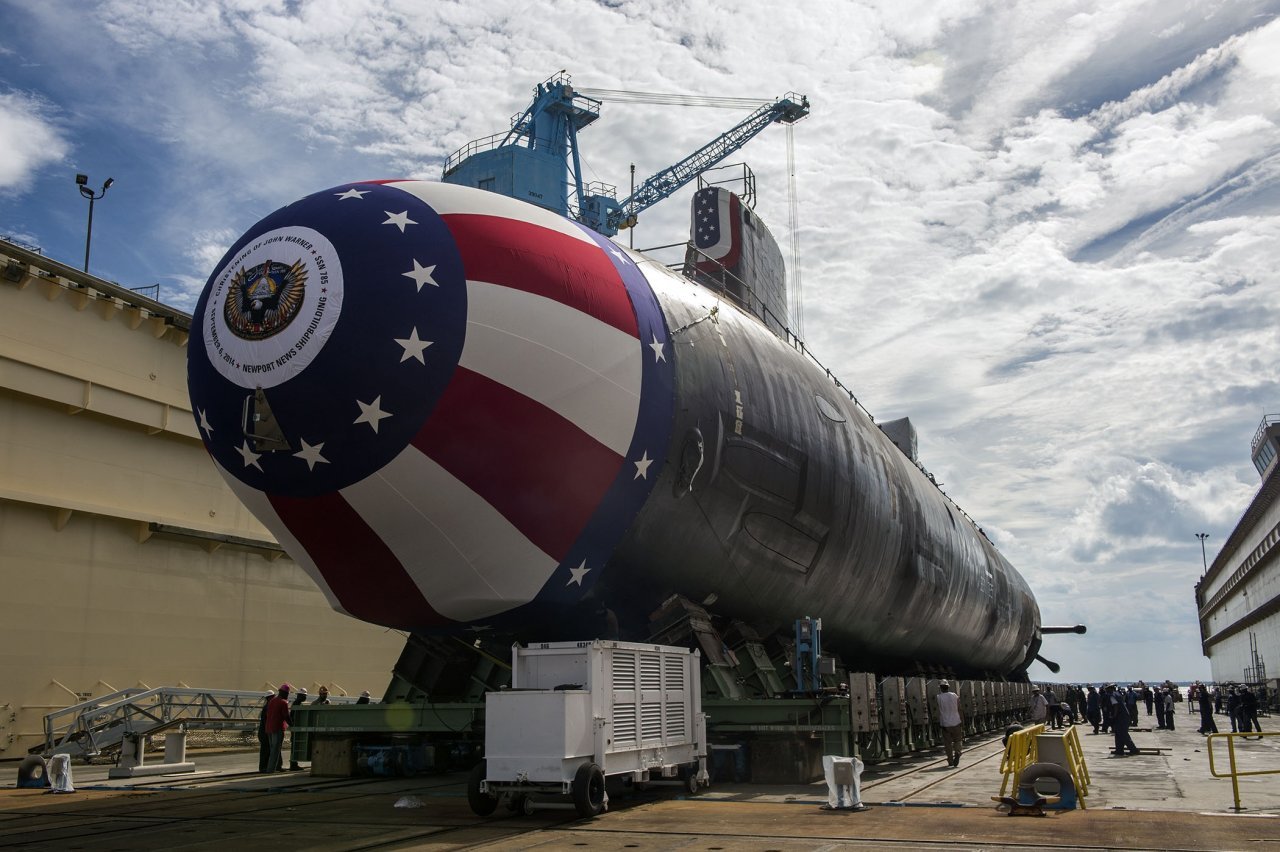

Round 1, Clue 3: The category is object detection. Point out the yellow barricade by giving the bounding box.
[1206,731,1280,811]
[998,723,1043,798]
[1060,725,1090,808]
[998,723,1090,809]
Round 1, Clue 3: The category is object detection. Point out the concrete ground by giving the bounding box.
[2,713,1278,850]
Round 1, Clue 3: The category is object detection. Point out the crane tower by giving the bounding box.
[441,72,808,237]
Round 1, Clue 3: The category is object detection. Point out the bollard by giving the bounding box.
[1017,762,1076,810]
[17,755,49,789]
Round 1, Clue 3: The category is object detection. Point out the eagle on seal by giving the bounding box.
[224,258,307,340]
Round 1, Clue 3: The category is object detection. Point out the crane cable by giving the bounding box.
[575,88,771,109]
[579,84,805,334]
[787,123,804,338]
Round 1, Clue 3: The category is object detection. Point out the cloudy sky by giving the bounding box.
[4,0,1279,682]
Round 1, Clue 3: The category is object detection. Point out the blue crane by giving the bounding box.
[441,72,809,237]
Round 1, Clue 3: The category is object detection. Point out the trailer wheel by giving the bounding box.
[680,764,700,794]
[467,761,498,816]
[571,762,606,817]
[507,793,536,816]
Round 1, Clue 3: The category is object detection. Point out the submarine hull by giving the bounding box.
[186,180,1040,678]
[613,260,1038,676]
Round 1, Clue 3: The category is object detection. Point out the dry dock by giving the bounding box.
[4,724,1280,850]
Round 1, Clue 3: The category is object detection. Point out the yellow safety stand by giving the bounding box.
[996,723,1090,810]
[1059,726,1090,808]
[998,723,1043,798]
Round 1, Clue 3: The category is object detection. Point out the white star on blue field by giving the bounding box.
[4,0,1280,681]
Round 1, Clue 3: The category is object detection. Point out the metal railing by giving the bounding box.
[38,687,272,759]
[442,130,509,176]
[1250,414,1280,454]
[1206,731,1280,811]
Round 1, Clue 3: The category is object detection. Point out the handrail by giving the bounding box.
[442,131,509,176]
[1,238,189,329]
[1251,414,1280,453]
[38,687,279,758]
[1206,731,1280,811]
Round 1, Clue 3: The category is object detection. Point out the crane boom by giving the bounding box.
[579,93,809,236]
[440,74,808,237]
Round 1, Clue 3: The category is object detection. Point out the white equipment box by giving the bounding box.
[470,640,709,818]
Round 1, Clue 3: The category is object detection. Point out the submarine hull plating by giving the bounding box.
[186,180,1040,679]
[615,259,1038,676]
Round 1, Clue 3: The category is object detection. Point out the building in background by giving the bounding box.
[1196,415,1280,685]
[0,239,404,758]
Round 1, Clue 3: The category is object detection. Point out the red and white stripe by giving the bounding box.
[259,181,644,625]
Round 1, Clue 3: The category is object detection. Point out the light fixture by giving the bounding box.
[76,174,115,273]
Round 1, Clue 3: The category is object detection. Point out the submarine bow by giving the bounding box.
[187,180,675,630]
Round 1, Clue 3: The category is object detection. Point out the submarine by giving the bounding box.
[187,178,1054,680]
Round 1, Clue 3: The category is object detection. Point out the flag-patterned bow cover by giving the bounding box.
[188,181,674,631]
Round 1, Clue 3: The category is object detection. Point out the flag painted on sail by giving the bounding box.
[692,186,742,268]
[187,180,675,631]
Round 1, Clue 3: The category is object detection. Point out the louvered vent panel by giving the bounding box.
[641,702,663,741]
[640,653,662,691]
[663,655,685,690]
[613,652,637,691]
[665,701,687,739]
[614,703,638,744]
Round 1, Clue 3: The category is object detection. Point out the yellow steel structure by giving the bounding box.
[1060,725,1090,804]
[997,723,1043,798]
[0,241,404,758]
[996,723,1090,809]
[1206,731,1280,811]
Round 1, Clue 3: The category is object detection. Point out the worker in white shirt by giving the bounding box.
[936,681,964,767]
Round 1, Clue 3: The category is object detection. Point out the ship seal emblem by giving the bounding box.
[224,258,307,340]
[202,224,344,390]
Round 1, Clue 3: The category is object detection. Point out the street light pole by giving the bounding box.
[75,174,114,273]
[1196,533,1210,575]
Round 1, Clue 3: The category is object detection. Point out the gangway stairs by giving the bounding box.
[35,687,269,765]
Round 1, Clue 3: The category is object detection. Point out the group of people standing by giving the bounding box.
[1026,682,1177,757]
[1072,682,1179,730]
[1028,680,1268,754]
[1189,682,1265,738]
[257,683,373,772]
[928,678,1267,771]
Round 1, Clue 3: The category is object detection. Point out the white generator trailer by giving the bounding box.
[469,640,709,818]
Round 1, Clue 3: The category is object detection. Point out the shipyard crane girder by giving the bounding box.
[578,92,809,236]
[441,73,809,237]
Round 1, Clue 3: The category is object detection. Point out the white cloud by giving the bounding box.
[0,91,69,191]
